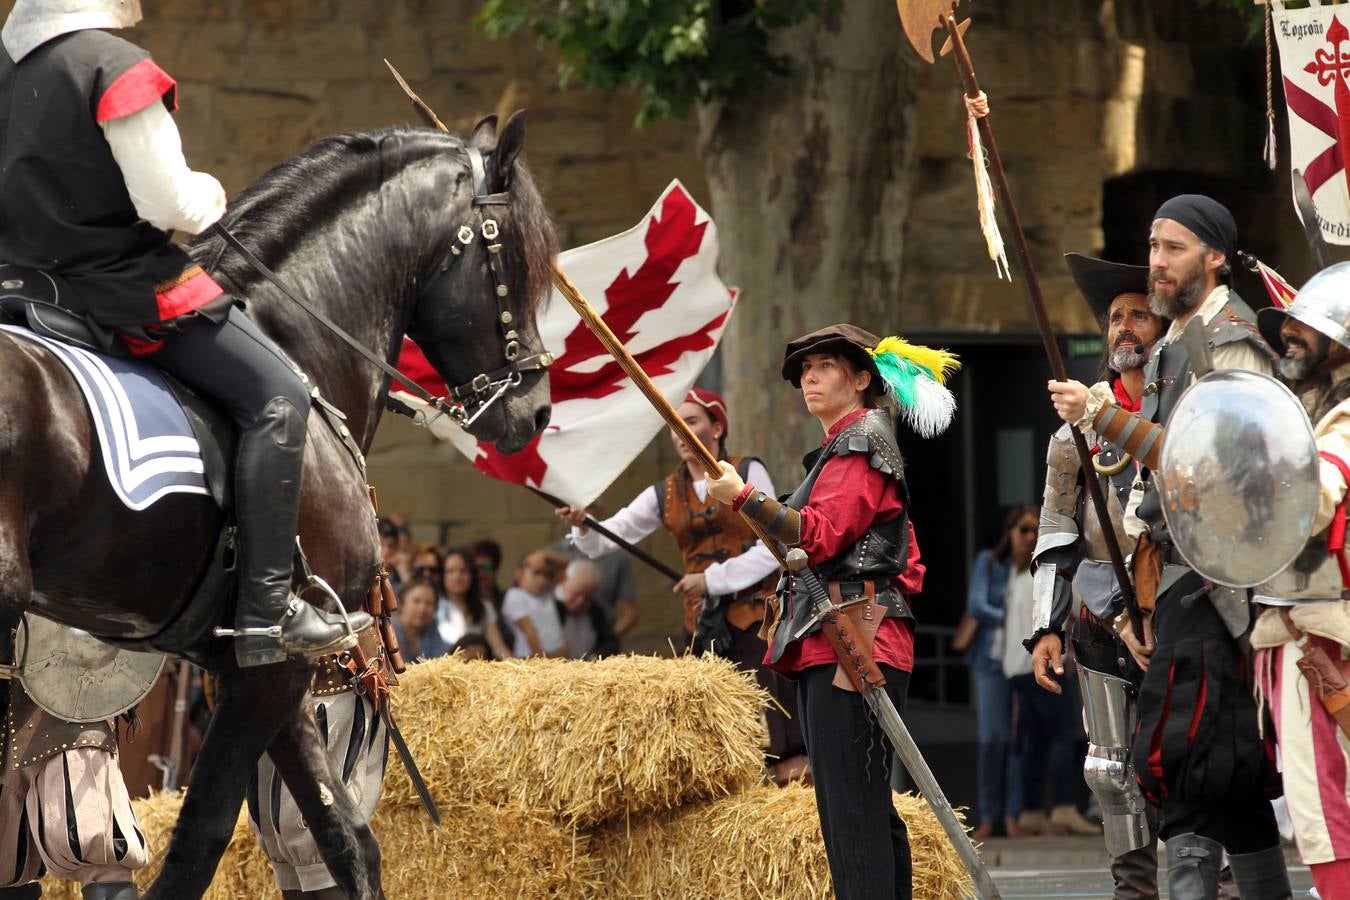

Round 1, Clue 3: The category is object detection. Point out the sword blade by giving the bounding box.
[380,704,441,825]
[862,687,1002,899]
[1293,169,1332,271]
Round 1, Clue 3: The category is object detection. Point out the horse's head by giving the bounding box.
[408,111,556,455]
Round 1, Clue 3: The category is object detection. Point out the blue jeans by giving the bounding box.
[974,667,1022,826]
[1009,673,1076,812]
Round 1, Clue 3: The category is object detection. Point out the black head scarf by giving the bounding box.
[1153,194,1237,260]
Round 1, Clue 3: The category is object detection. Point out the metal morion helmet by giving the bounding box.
[3,0,143,63]
[1258,260,1350,355]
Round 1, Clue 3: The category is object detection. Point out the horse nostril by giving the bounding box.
[534,406,552,432]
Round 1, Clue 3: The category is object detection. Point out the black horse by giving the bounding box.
[0,112,555,898]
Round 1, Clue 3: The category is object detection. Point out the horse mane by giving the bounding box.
[190,124,557,314]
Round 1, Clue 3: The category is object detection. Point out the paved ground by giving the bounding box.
[981,835,1318,898]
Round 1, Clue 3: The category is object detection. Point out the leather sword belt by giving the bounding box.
[312,623,383,697]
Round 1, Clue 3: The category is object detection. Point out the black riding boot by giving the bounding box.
[0,885,41,900]
[1227,845,1292,900]
[1165,832,1224,900]
[228,398,368,667]
[81,883,137,900]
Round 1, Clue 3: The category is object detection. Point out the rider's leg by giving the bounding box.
[149,306,368,666]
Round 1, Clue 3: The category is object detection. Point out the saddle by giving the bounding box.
[0,263,120,355]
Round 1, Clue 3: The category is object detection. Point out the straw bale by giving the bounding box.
[41,791,603,899]
[589,785,975,900]
[383,654,771,825]
[368,803,603,899]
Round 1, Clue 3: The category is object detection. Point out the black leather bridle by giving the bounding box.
[213,145,552,430]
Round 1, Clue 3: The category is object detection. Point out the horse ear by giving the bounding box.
[470,115,498,151]
[496,109,527,179]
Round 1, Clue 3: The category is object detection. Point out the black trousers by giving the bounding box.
[799,663,912,900]
[1136,573,1280,854]
[149,305,311,430]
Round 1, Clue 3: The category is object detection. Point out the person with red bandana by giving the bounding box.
[0,1,365,666]
[704,324,957,900]
[555,387,807,783]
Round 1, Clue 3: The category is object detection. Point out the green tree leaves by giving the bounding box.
[476,0,834,126]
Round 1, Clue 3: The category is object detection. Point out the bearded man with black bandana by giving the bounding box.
[1027,253,1165,899]
[1046,195,1288,900]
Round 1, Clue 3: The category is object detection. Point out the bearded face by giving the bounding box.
[1147,256,1208,320]
[1277,321,1331,382]
[1104,292,1163,373]
[1148,218,1222,320]
[1110,343,1149,371]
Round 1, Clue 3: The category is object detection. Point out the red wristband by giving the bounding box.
[731,482,756,511]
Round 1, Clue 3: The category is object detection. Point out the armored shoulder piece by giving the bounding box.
[1211,295,1277,361]
[834,409,907,484]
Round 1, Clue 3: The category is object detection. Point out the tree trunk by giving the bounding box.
[698,0,919,482]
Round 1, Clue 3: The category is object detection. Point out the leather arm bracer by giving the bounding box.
[1093,402,1165,471]
[739,490,802,546]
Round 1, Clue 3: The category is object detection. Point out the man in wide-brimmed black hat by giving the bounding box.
[1025,254,1164,897]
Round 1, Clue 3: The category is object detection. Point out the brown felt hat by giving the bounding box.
[781,323,882,387]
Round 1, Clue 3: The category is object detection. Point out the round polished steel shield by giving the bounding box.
[15,613,166,723]
[1155,369,1320,588]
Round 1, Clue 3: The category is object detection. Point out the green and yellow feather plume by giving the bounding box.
[866,336,962,438]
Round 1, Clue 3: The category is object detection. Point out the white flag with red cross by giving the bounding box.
[1274,4,1350,244]
[393,180,737,507]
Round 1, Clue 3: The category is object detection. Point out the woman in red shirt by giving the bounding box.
[707,324,958,900]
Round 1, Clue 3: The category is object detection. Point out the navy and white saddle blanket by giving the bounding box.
[1,324,208,510]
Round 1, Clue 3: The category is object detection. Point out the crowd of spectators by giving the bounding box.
[376,514,632,665]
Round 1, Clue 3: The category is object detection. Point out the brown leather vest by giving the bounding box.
[661,456,762,577]
[660,457,777,633]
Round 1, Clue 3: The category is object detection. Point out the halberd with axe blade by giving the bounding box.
[894,0,1145,644]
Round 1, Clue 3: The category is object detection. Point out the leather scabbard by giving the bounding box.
[831,582,884,692]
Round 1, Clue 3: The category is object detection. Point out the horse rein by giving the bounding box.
[212,146,552,430]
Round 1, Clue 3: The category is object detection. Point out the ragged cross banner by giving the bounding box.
[1274,3,1350,244]
[394,180,737,507]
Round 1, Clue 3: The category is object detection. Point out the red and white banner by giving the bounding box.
[1274,4,1350,243]
[394,180,737,506]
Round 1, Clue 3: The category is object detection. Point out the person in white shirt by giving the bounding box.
[555,387,807,784]
[501,550,567,658]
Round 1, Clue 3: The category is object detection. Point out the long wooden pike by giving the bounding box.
[895,3,1145,643]
[383,59,448,131]
[382,60,789,568]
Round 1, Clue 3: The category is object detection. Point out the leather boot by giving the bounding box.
[228,398,368,667]
[81,883,137,900]
[0,884,41,900]
[1166,832,1223,900]
[1227,845,1292,900]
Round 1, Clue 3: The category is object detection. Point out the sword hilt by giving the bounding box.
[785,549,886,693]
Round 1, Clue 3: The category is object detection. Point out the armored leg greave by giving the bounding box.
[1227,846,1292,900]
[1077,662,1151,857]
[230,398,367,667]
[1166,833,1224,900]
